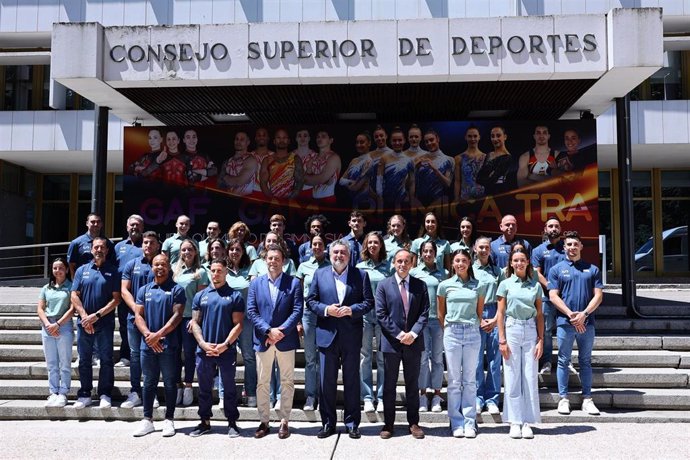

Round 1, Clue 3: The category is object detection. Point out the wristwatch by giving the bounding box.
[265,327,271,336]
[583,311,590,318]
[95,311,102,319]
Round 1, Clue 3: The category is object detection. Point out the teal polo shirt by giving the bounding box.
[496,275,543,320]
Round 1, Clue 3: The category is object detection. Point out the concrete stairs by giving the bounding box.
[2,287,690,423]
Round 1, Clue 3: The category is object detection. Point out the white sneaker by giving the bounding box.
[509,423,522,439]
[539,362,552,375]
[568,363,578,375]
[303,396,316,411]
[476,401,483,414]
[114,358,130,367]
[92,356,100,367]
[133,419,155,437]
[121,392,142,409]
[486,401,500,415]
[418,394,428,412]
[521,423,534,439]
[153,397,160,408]
[161,419,176,437]
[71,358,80,368]
[431,395,443,412]
[247,396,257,408]
[219,398,224,410]
[464,427,477,438]
[363,400,375,413]
[176,388,184,405]
[45,394,59,407]
[55,394,68,408]
[182,387,194,406]
[73,397,92,409]
[557,398,571,415]
[376,402,384,413]
[582,398,600,415]
[99,395,112,409]
[452,427,464,438]
[273,399,281,411]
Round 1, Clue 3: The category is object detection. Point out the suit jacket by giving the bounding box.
[375,274,430,353]
[306,266,374,349]
[246,273,303,352]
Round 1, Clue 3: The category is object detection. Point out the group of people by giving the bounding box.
[128,124,593,209]
[38,209,602,440]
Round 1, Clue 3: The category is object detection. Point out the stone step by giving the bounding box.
[2,399,690,423]
[598,305,690,317]
[597,318,690,333]
[3,361,689,389]
[0,304,36,314]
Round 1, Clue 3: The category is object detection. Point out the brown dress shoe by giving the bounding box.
[278,421,290,439]
[409,424,425,439]
[255,422,270,438]
[380,425,394,439]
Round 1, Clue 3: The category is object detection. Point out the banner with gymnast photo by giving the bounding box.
[122,120,598,260]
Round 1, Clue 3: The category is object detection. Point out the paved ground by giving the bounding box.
[1,419,688,459]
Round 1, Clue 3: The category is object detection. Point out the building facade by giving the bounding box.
[0,1,687,279]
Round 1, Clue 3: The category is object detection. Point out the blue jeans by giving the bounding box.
[541,300,557,367]
[419,318,444,391]
[177,318,197,385]
[196,350,239,421]
[117,303,130,361]
[77,321,114,398]
[238,316,257,398]
[360,309,384,403]
[503,317,541,424]
[141,347,177,419]
[557,322,595,398]
[302,308,319,401]
[444,323,481,431]
[127,319,142,395]
[41,320,73,395]
[476,303,501,408]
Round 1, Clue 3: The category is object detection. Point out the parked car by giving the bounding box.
[634,225,688,272]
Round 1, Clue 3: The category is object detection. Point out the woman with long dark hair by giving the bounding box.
[37,257,74,407]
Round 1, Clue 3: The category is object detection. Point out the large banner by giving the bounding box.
[123,120,598,260]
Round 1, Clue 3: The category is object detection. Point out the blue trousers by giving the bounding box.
[77,322,114,398]
[141,347,177,419]
[196,350,239,422]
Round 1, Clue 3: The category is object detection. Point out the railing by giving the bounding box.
[0,238,122,282]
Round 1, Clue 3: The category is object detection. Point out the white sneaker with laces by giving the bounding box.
[509,424,522,439]
[452,427,464,438]
[363,400,375,413]
[431,395,443,412]
[99,395,112,409]
[304,396,316,411]
[464,427,477,438]
[376,402,384,413]
[176,388,184,405]
[73,397,92,409]
[273,399,281,411]
[558,398,571,415]
[153,397,160,408]
[71,358,80,368]
[486,401,500,415]
[45,394,59,407]
[539,362,552,375]
[521,423,534,439]
[418,394,428,412]
[114,358,130,368]
[133,419,155,437]
[121,392,142,409]
[182,387,194,406]
[55,394,68,407]
[247,396,257,408]
[582,398,600,415]
[161,419,176,437]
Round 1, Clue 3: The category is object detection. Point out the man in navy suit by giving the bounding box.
[246,244,303,440]
[376,248,430,439]
[306,239,374,439]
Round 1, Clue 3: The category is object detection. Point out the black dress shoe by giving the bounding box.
[317,425,336,439]
[347,427,361,439]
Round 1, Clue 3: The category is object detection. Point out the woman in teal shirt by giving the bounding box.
[172,239,209,407]
[437,248,485,438]
[37,257,74,407]
[449,216,477,254]
[201,238,227,273]
[496,246,544,439]
[356,231,391,413]
[295,234,331,411]
[410,240,448,413]
[224,237,256,408]
[410,211,451,271]
[227,221,259,262]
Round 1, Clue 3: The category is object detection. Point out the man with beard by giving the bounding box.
[517,125,562,188]
[250,127,275,195]
[490,214,531,269]
[259,129,305,200]
[217,131,258,196]
[306,240,374,439]
[531,217,566,375]
[67,213,116,278]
